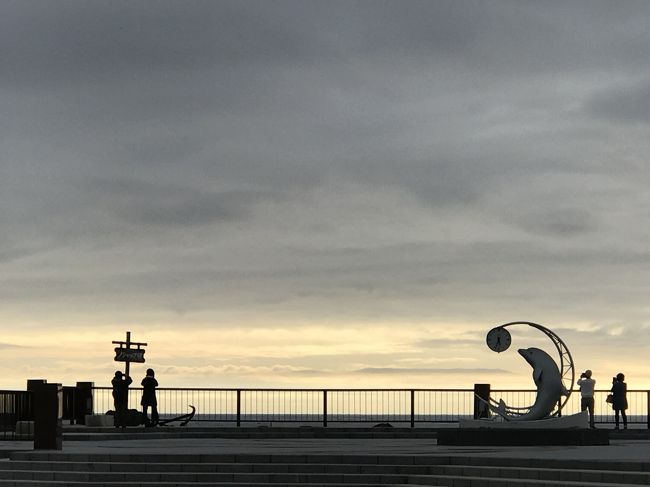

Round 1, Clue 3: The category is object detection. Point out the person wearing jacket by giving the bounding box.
[111,371,132,428]
[141,368,159,427]
[611,372,628,429]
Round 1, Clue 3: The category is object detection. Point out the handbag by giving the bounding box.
[606,394,614,404]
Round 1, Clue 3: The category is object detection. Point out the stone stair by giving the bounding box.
[0,452,648,486]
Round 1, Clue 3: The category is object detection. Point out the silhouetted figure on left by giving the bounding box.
[141,368,159,427]
[611,372,628,430]
[112,371,132,428]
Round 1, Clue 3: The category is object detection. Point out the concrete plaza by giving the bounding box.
[2,433,650,460]
[2,430,650,486]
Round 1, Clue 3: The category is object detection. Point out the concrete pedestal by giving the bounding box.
[33,383,62,450]
[438,428,609,446]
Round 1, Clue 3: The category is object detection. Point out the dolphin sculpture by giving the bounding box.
[495,347,569,421]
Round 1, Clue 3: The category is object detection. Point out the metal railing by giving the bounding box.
[0,390,32,439]
[90,387,650,427]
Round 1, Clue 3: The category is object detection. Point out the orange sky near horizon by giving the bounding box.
[2,318,648,392]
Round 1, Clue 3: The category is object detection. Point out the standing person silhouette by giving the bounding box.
[577,369,596,428]
[111,371,132,427]
[611,372,628,429]
[141,368,159,427]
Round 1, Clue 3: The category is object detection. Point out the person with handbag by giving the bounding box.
[577,370,596,428]
[141,368,159,427]
[611,373,628,429]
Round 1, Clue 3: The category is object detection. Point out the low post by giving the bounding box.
[75,382,94,425]
[647,391,650,430]
[323,390,328,427]
[61,386,76,424]
[473,384,490,419]
[410,390,415,428]
[26,379,47,392]
[33,383,62,450]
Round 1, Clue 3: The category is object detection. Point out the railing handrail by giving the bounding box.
[91,386,478,392]
[90,386,649,392]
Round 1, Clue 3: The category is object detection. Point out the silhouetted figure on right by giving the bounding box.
[141,368,159,427]
[611,372,628,429]
[111,371,132,427]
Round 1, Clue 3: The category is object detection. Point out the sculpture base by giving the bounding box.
[440,412,607,445]
[460,411,589,429]
[439,428,608,446]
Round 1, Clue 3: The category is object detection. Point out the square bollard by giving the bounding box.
[33,383,62,450]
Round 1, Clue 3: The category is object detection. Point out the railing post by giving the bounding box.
[647,391,650,430]
[74,382,94,425]
[236,390,241,427]
[410,390,415,428]
[323,390,328,427]
[473,384,490,419]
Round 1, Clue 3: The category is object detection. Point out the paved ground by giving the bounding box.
[3,436,650,462]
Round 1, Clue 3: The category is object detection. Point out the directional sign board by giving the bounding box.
[114,347,145,363]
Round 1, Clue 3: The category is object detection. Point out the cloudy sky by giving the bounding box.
[2,1,650,390]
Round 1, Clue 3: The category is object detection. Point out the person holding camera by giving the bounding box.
[111,370,132,428]
[577,369,596,428]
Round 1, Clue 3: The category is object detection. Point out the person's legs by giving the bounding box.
[115,405,125,427]
[113,400,120,427]
[119,397,128,428]
[586,397,595,428]
[143,404,150,422]
[151,404,159,425]
[614,409,620,428]
[621,410,627,428]
[581,397,594,427]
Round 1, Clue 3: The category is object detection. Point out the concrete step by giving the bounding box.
[425,464,650,484]
[0,480,641,487]
[4,460,650,483]
[9,453,440,464]
[0,482,408,487]
[14,452,650,470]
[10,452,650,475]
[407,475,644,487]
[445,455,650,472]
[0,469,413,483]
[0,461,437,474]
[3,453,650,487]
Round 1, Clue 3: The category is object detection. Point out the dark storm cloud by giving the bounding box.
[87,178,275,226]
[587,80,650,124]
[0,1,313,86]
[2,0,650,335]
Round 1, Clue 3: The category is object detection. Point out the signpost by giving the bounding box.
[114,347,145,363]
[112,331,147,380]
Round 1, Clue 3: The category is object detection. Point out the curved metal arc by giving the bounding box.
[498,321,575,415]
